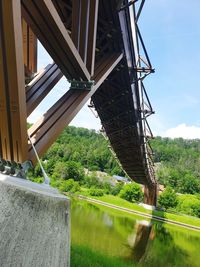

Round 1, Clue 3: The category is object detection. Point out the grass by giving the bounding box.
[71,244,135,267]
[76,189,200,229]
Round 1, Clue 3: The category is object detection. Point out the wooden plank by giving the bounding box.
[28,26,37,73]
[21,0,90,81]
[86,0,99,76]
[22,19,37,76]
[71,0,81,49]
[0,0,27,162]
[79,0,90,63]
[28,90,87,164]
[26,63,63,116]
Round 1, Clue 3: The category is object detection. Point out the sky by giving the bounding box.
[28,0,200,139]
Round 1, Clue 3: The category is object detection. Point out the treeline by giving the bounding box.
[37,126,200,196]
[28,126,200,217]
[42,126,124,176]
[151,137,200,194]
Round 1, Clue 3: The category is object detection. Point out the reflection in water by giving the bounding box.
[130,221,153,263]
[71,199,200,267]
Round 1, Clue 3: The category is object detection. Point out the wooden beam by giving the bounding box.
[79,0,90,63]
[86,0,99,76]
[26,63,63,116]
[71,0,99,76]
[0,0,28,162]
[28,53,123,164]
[21,0,90,81]
[71,0,81,49]
[22,19,37,77]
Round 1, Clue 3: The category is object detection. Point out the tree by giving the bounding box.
[179,174,200,194]
[52,161,84,181]
[119,183,143,202]
[52,162,69,180]
[66,161,84,181]
[158,186,178,210]
[111,182,123,196]
[59,179,80,193]
[83,172,101,188]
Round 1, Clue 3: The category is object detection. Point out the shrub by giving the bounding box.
[176,194,200,217]
[59,179,80,193]
[111,182,124,196]
[83,173,100,188]
[103,181,112,194]
[158,186,178,210]
[89,188,104,197]
[119,183,143,202]
[178,174,200,194]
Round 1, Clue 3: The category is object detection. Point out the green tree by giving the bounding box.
[111,182,124,196]
[119,183,143,202]
[52,162,69,180]
[83,172,101,188]
[179,174,200,194]
[59,179,80,193]
[66,161,84,181]
[158,186,178,210]
[52,161,84,181]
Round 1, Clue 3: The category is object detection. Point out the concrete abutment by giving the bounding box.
[0,174,70,267]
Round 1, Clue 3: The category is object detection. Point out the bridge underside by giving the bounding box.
[0,0,157,204]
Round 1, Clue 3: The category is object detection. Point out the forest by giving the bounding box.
[29,126,200,218]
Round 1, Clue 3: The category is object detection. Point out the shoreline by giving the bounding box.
[76,194,200,232]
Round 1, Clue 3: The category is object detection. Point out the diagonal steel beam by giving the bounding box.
[0,0,28,162]
[26,63,63,116]
[28,53,123,164]
[21,0,90,81]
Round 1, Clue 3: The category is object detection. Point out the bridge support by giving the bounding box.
[0,174,70,267]
[144,183,157,206]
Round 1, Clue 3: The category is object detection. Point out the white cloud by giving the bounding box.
[163,123,200,139]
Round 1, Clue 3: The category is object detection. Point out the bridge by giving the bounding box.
[0,0,156,205]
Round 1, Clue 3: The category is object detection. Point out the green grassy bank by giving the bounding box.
[75,192,200,229]
[71,244,135,267]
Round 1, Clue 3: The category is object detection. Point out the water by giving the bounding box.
[71,199,200,267]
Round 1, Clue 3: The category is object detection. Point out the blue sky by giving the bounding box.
[28,0,200,139]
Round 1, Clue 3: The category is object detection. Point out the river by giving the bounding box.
[71,199,200,267]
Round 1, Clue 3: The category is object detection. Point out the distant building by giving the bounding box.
[112,175,130,184]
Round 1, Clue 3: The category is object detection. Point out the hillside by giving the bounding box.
[151,137,200,194]
[43,126,124,176]
[38,126,200,195]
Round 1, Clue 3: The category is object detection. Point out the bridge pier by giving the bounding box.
[0,174,70,267]
[144,183,157,206]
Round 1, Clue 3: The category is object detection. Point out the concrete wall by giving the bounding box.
[0,175,70,267]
